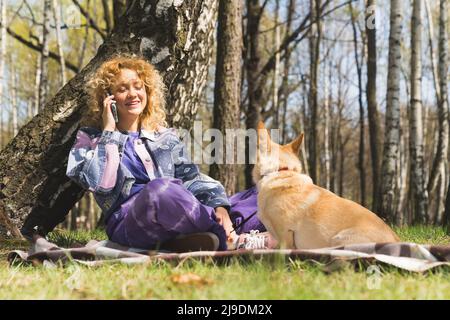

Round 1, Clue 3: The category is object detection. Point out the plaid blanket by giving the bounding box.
[7,238,450,272]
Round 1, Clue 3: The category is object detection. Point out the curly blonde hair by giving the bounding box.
[82,54,167,131]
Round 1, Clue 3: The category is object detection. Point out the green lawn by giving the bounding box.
[0,226,449,299]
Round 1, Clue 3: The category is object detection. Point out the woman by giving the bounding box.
[66,54,275,251]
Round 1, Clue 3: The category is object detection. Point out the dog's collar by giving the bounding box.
[261,167,291,178]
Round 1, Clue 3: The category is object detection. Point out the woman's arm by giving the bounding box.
[66,128,127,193]
[215,206,235,240]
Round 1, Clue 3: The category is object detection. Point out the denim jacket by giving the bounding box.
[66,126,230,222]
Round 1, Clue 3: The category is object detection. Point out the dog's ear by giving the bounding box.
[257,121,271,154]
[287,132,304,154]
[257,121,266,131]
[257,121,270,139]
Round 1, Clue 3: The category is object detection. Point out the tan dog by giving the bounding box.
[253,121,399,249]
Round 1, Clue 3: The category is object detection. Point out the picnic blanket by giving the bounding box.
[7,237,450,272]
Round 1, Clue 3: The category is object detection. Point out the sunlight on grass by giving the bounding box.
[0,226,449,299]
[46,228,108,247]
[393,225,450,245]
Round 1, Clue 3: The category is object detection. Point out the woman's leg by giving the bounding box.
[228,186,278,249]
[228,186,266,234]
[107,178,227,250]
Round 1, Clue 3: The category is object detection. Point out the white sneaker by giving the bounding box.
[234,230,269,250]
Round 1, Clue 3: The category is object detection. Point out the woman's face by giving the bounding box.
[111,68,148,122]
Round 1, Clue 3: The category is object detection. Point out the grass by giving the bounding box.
[0,226,450,299]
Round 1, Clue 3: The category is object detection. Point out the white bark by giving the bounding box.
[308,0,321,184]
[437,0,449,190]
[434,164,446,224]
[429,0,449,223]
[409,0,428,224]
[299,81,309,175]
[380,0,403,221]
[396,107,409,225]
[52,0,67,85]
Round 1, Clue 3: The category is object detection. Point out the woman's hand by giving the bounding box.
[215,207,235,242]
[102,93,117,131]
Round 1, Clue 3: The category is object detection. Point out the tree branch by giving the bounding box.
[72,0,107,40]
[102,0,112,34]
[258,0,355,84]
[4,25,80,73]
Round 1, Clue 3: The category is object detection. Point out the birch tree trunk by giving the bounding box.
[434,165,446,224]
[380,0,403,222]
[52,0,67,86]
[349,2,366,206]
[0,0,6,148]
[431,0,449,225]
[409,0,429,224]
[396,107,409,225]
[330,60,343,193]
[0,0,219,238]
[307,0,322,184]
[335,61,345,196]
[38,0,51,111]
[366,0,382,212]
[427,0,448,198]
[209,0,242,195]
[301,78,309,174]
[445,179,450,231]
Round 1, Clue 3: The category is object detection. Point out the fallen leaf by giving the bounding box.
[170,272,212,286]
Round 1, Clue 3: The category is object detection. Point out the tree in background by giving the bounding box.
[38,0,51,111]
[380,0,403,223]
[307,0,322,184]
[244,0,263,189]
[349,2,366,207]
[409,0,428,224]
[365,0,382,213]
[427,0,449,224]
[439,0,449,231]
[209,0,243,195]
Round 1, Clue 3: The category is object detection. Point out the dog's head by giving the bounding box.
[252,121,304,184]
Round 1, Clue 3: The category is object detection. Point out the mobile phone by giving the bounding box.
[107,90,119,123]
